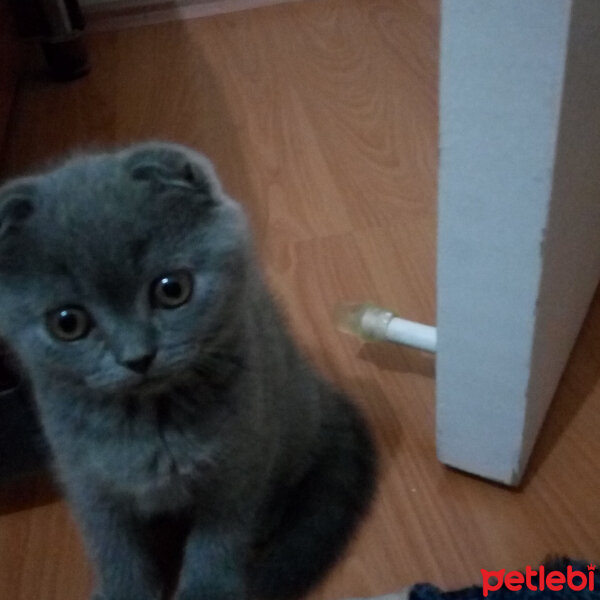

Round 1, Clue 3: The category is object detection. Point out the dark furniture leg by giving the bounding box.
[8,0,90,81]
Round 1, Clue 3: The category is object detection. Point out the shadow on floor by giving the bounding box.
[358,342,435,379]
[521,285,600,487]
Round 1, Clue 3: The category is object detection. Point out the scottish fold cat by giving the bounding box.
[0,143,376,600]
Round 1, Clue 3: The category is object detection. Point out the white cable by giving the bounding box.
[335,303,437,353]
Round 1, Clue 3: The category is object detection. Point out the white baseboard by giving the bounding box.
[83,0,304,31]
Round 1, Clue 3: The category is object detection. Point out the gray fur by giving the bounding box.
[0,143,376,600]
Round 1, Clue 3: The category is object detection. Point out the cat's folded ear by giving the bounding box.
[123,143,221,205]
[0,184,36,239]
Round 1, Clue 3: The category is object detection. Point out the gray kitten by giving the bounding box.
[0,143,376,600]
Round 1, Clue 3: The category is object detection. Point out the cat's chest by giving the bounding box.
[72,393,220,496]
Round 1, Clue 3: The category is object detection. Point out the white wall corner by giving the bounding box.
[436,0,600,485]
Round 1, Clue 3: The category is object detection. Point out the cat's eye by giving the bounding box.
[46,307,92,342]
[151,271,193,309]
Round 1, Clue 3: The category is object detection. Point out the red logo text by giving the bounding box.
[482,564,596,597]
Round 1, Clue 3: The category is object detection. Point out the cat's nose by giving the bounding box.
[123,351,157,374]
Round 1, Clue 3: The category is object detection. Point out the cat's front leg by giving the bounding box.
[175,526,247,600]
[68,485,166,600]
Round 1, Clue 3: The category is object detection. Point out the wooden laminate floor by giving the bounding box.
[1,1,599,599]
